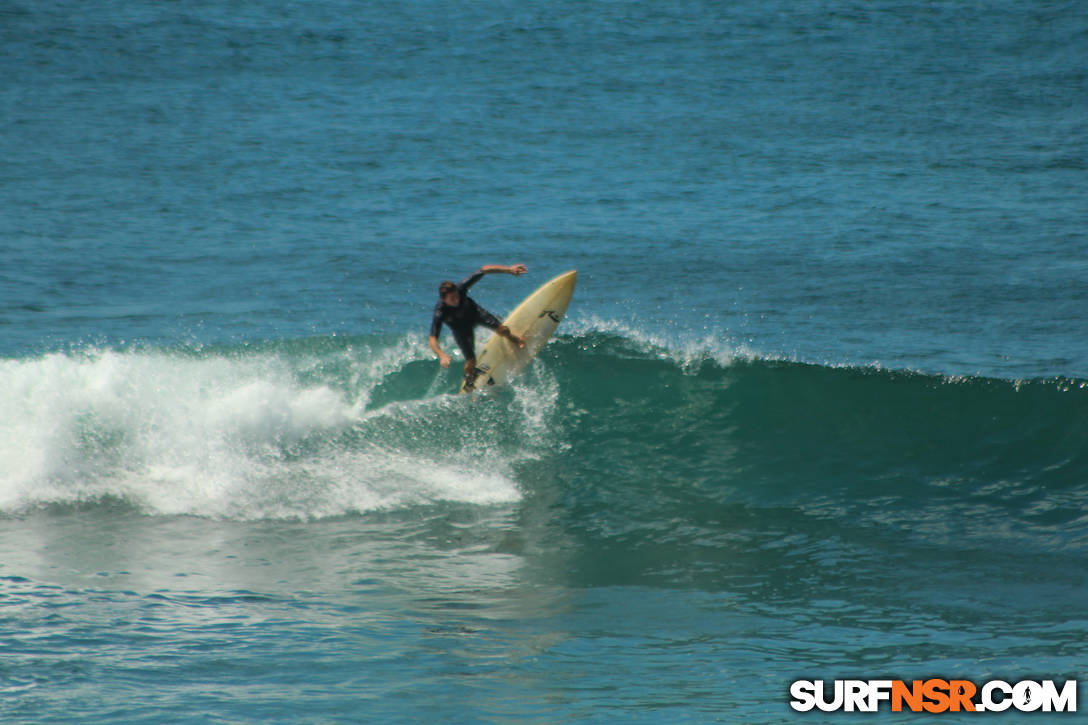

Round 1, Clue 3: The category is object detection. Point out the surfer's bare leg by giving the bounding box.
[463,357,477,390]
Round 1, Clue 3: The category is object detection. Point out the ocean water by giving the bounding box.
[2,0,1086,722]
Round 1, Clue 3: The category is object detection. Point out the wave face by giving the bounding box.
[2,331,1085,553]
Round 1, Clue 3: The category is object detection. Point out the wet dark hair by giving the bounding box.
[438,281,457,297]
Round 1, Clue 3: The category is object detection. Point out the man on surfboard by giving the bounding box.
[429,264,527,390]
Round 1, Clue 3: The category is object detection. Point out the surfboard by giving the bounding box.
[459,270,577,394]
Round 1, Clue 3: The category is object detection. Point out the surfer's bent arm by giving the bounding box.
[475,304,526,349]
[497,325,525,348]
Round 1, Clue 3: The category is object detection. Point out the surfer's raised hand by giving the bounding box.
[479,263,527,277]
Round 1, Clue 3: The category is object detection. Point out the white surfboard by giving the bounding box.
[459,270,577,393]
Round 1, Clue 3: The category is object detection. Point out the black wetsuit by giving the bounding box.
[430,270,502,360]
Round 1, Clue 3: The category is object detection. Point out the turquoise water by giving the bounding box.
[2,1,1086,721]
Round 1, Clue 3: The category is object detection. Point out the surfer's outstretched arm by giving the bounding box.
[479,264,527,276]
[460,264,527,293]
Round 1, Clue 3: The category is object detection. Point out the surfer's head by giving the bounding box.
[438,281,460,306]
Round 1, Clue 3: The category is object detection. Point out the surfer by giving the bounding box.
[429,264,527,390]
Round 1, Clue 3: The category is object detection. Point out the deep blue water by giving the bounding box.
[2,1,1086,722]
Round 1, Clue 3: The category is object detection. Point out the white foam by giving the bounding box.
[566,315,763,369]
[341,334,428,412]
[0,345,524,520]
